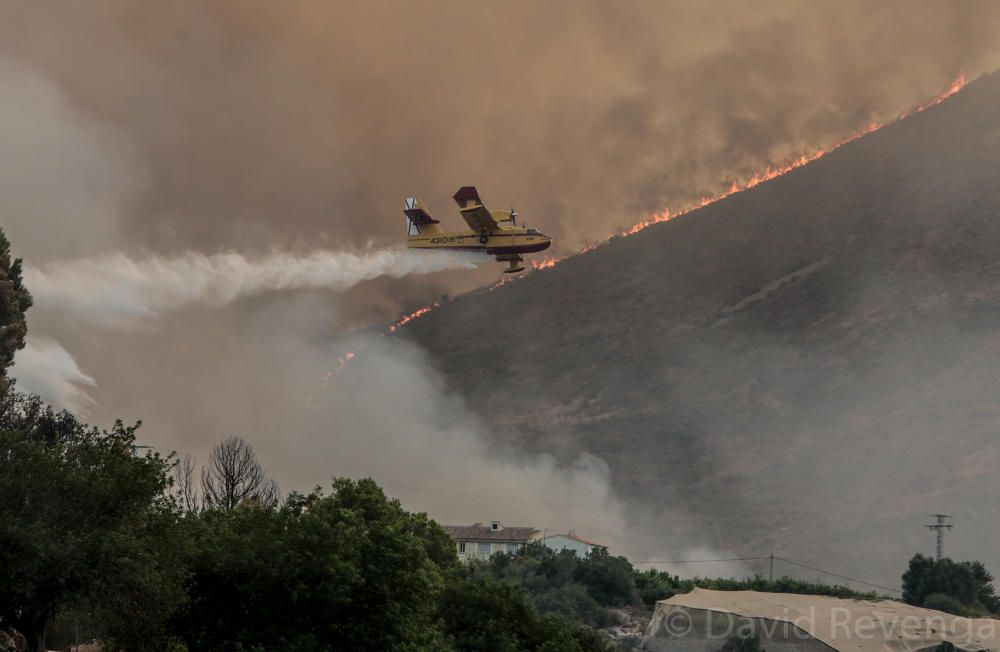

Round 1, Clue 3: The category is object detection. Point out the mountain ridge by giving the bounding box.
[401,70,1000,587]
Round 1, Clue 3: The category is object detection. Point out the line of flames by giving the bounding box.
[529,73,966,270]
[387,304,438,333]
[336,74,967,370]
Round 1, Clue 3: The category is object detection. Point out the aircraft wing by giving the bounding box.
[453,186,500,232]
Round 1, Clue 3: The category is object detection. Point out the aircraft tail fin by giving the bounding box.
[404,197,442,234]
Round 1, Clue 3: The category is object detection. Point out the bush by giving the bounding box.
[634,569,679,606]
[720,634,765,652]
[923,593,967,616]
[535,583,619,628]
[466,543,639,627]
[574,549,642,607]
[439,576,612,651]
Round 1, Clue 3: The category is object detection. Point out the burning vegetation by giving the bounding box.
[387,75,967,331]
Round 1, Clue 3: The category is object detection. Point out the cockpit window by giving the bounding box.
[526,228,539,235]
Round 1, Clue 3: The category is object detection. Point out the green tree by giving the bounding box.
[437,575,612,652]
[0,409,185,652]
[465,544,624,628]
[573,549,641,607]
[175,477,457,651]
[0,229,31,393]
[901,554,999,615]
[633,568,679,606]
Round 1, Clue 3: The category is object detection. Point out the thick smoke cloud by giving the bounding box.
[2,3,999,566]
[0,58,142,262]
[2,3,997,263]
[283,334,633,552]
[67,295,640,555]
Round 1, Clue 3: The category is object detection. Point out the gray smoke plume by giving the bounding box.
[0,58,141,262]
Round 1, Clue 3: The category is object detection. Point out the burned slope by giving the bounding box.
[402,71,1000,586]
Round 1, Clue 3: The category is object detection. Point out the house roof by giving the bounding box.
[651,588,999,652]
[442,523,538,542]
[543,532,608,548]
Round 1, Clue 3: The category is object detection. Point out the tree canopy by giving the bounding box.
[902,554,999,616]
[172,477,612,651]
[0,406,185,652]
[174,478,458,651]
[0,229,31,393]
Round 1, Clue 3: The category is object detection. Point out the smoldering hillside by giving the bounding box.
[401,71,1000,587]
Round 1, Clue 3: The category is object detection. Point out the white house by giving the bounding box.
[539,531,608,556]
[442,521,538,561]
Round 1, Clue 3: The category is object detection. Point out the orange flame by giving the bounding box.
[326,306,438,379]
[530,257,559,270]
[379,75,968,336]
[386,303,439,333]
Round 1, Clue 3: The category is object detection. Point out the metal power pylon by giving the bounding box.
[925,514,953,561]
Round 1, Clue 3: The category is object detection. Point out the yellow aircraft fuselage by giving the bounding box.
[407,226,552,256]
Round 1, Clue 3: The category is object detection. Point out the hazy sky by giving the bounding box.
[2,2,999,562]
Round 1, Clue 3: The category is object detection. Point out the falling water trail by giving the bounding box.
[24,247,480,326]
[12,336,96,413]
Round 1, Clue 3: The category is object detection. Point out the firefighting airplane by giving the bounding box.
[405,186,552,273]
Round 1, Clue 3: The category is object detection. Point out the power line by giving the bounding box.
[774,557,901,594]
[383,484,903,595]
[631,556,771,564]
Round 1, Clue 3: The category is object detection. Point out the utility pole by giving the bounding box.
[768,553,774,583]
[925,514,953,561]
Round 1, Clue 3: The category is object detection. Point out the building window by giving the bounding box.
[478,542,491,556]
[507,542,519,554]
[458,542,466,554]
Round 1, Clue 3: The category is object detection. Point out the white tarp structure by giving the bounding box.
[641,588,1000,652]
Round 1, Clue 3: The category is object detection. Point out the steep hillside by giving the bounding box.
[402,71,1000,587]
